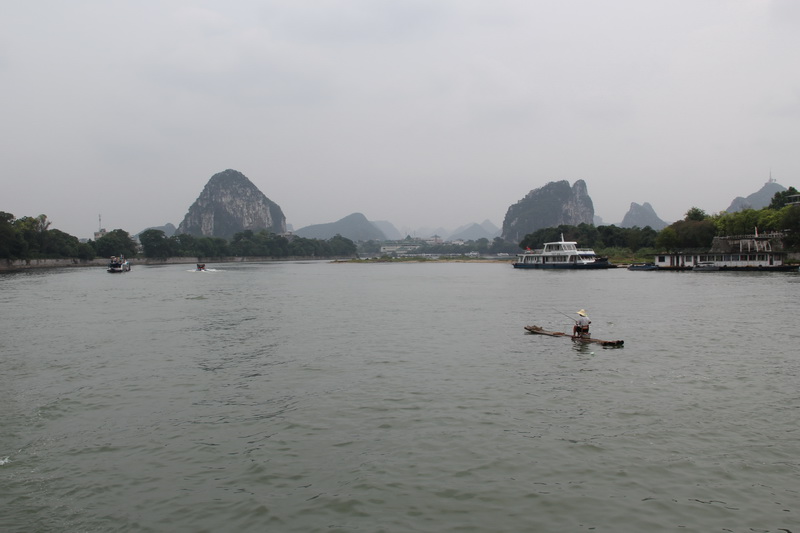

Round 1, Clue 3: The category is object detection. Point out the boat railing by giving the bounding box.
[520,247,597,255]
[720,232,783,240]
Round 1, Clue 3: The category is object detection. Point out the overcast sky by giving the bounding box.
[2,0,799,239]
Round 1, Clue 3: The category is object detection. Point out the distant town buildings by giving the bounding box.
[380,242,421,255]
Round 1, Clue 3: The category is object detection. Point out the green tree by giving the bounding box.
[684,207,708,221]
[139,229,173,258]
[195,236,230,257]
[596,225,629,248]
[94,229,138,258]
[13,214,51,256]
[0,211,23,258]
[756,209,782,232]
[574,223,600,248]
[289,237,323,256]
[359,240,382,254]
[519,226,568,250]
[779,205,800,248]
[229,230,259,256]
[41,229,83,258]
[768,186,799,209]
[474,237,490,253]
[518,223,661,257]
[226,230,287,257]
[657,219,715,250]
[655,226,679,251]
[171,233,195,256]
[327,235,357,256]
[718,209,760,235]
[2,213,93,260]
[489,237,519,254]
[622,226,658,251]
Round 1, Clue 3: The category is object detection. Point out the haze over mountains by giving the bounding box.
[620,202,668,230]
[294,213,385,242]
[141,170,791,243]
[291,215,501,242]
[725,179,786,213]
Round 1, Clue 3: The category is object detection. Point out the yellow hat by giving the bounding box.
[577,309,587,316]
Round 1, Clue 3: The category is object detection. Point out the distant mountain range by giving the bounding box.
[295,213,386,241]
[291,217,501,242]
[447,220,501,241]
[156,169,791,244]
[371,221,403,240]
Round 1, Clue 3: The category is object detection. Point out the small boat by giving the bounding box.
[692,261,719,272]
[196,263,207,271]
[627,262,658,271]
[107,255,131,273]
[513,235,615,269]
[524,325,624,347]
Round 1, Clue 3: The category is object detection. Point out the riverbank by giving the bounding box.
[0,255,354,272]
[5,252,798,271]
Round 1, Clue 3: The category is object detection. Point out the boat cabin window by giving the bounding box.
[544,242,577,252]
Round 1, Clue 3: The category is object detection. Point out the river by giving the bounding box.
[1,261,798,532]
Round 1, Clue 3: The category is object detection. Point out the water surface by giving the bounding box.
[2,262,798,532]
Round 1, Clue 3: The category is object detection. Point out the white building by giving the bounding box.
[654,233,794,271]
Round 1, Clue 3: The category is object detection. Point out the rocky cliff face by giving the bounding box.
[501,180,594,242]
[620,202,668,230]
[177,169,286,239]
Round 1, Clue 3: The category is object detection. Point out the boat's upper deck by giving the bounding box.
[542,241,578,253]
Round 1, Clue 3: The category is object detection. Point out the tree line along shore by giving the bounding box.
[1,213,358,268]
[3,190,799,270]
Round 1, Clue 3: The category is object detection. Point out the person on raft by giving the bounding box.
[572,309,591,339]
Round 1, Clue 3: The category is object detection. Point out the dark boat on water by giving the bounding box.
[107,255,131,273]
[627,262,658,271]
[692,261,719,272]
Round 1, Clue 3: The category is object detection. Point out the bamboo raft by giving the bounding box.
[524,325,624,347]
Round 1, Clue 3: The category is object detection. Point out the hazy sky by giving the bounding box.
[2,0,799,239]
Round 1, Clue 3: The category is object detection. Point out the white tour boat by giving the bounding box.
[513,235,614,269]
